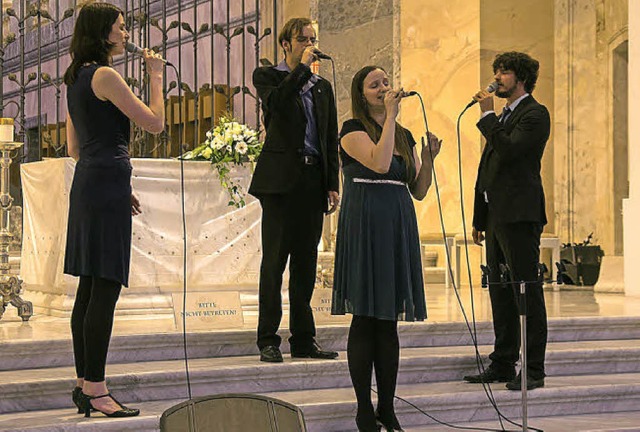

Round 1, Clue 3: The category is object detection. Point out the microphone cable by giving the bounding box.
[328,57,338,111]
[167,59,199,432]
[132,48,196,430]
[415,92,508,431]
[165,60,194,403]
[381,92,543,432]
[451,101,544,432]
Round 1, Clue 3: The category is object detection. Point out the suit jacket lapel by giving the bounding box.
[503,95,535,128]
[312,83,326,151]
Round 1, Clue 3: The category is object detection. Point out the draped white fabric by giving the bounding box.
[20,158,261,296]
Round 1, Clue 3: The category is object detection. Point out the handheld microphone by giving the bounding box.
[125,42,168,64]
[465,81,498,108]
[313,49,332,60]
[401,90,418,98]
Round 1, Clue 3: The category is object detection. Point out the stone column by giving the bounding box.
[623,0,639,296]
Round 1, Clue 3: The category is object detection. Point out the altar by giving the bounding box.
[19,158,262,318]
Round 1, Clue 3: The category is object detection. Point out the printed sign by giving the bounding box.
[172,291,244,330]
[311,288,347,324]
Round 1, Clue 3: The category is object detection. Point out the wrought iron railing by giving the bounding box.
[0,0,278,166]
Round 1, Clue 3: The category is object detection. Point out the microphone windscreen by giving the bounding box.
[124,42,143,55]
[486,81,499,93]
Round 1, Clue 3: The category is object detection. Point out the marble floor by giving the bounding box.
[2,283,640,431]
[1,283,639,343]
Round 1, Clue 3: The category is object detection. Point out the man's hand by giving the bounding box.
[131,192,142,216]
[326,191,340,215]
[472,227,485,246]
[473,89,494,113]
[301,46,318,67]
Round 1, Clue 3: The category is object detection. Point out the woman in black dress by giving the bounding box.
[332,66,442,431]
[63,2,165,418]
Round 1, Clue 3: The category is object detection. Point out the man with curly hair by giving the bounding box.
[463,51,550,391]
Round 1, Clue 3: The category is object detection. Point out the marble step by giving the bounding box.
[3,315,640,372]
[404,410,640,431]
[275,374,640,431]
[2,339,640,415]
[2,373,640,432]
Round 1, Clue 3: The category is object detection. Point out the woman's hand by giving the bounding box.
[143,49,165,76]
[131,192,142,216]
[383,88,402,119]
[421,132,442,164]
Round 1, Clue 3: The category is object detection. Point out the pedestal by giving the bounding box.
[0,141,32,321]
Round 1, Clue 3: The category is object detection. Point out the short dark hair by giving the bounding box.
[63,2,123,85]
[492,51,540,93]
[278,17,312,53]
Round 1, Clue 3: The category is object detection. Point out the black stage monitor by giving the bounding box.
[159,393,307,432]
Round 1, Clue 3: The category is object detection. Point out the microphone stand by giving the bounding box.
[519,279,528,432]
[497,263,548,432]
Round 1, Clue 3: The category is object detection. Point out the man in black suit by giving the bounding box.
[249,18,340,363]
[463,52,550,390]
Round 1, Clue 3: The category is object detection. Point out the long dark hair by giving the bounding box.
[351,66,415,180]
[63,3,123,85]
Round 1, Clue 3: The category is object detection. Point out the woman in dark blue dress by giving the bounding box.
[63,2,165,418]
[332,66,442,431]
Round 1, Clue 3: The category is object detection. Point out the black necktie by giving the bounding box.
[500,106,512,124]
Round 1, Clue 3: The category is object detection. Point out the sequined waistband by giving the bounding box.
[352,178,406,186]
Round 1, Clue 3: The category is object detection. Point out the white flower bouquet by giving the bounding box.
[181,116,263,207]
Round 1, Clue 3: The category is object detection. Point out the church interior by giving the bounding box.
[0,0,639,431]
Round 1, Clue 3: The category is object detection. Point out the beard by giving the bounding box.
[495,88,513,98]
[495,82,518,99]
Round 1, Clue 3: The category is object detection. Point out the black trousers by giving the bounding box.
[257,164,324,352]
[70,275,122,382]
[485,215,548,379]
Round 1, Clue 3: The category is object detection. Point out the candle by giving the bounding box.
[0,118,14,142]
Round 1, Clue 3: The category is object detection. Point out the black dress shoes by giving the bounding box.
[259,345,284,363]
[291,342,338,359]
[505,373,545,390]
[463,367,516,383]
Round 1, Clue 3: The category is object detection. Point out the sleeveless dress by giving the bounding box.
[64,64,133,287]
[332,119,427,321]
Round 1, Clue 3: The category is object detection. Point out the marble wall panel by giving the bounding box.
[623,0,638,295]
[554,0,628,254]
[318,0,394,124]
[400,0,482,274]
[480,0,556,236]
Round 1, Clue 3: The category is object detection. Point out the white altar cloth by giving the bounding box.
[20,158,261,316]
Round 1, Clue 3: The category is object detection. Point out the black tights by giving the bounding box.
[70,276,122,382]
[347,315,400,431]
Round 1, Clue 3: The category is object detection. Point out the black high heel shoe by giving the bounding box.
[79,392,140,418]
[73,387,97,414]
[375,410,404,432]
[356,407,382,432]
[71,387,83,414]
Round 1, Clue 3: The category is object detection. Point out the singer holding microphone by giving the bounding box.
[249,18,340,363]
[332,66,441,432]
[63,2,165,417]
[462,51,550,390]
